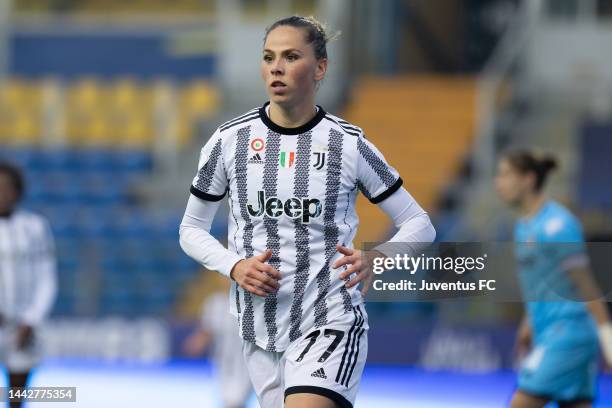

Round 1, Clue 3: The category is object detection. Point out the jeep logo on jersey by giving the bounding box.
[247,190,322,223]
[279,151,295,168]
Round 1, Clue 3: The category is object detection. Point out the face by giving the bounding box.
[0,173,19,214]
[494,158,534,208]
[261,25,327,108]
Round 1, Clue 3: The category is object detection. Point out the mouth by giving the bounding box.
[270,81,287,90]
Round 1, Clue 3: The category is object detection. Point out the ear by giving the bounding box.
[524,172,537,192]
[314,58,328,82]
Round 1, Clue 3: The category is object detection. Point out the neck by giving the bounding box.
[268,100,317,129]
[519,193,546,219]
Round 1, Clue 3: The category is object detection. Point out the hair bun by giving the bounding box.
[538,154,558,172]
[264,15,340,61]
[501,149,559,192]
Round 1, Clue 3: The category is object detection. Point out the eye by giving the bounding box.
[286,54,299,62]
[263,55,273,62]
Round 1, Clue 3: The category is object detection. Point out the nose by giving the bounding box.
[271,58,285,76]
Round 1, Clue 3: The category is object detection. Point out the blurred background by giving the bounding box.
[1,0,612,406]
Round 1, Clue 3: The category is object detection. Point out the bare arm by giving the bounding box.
[567,265,611,325]
[567,264,612,365]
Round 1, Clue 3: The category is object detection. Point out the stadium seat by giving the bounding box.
[74,149,114,172]
[344,76,476,243]
[2,143,187,317]
[114,150,153,173]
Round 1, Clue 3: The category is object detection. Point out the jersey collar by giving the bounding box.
[259,101,326,135]
[520,200,553,226]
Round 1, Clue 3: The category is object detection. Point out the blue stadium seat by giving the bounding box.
[0,148,37,168]
[81,174,126,206]
[28,149,78,172]
[4,145,197,317]
[114,210,153,238]
[23,174,48,204]
[75,149,116,173]
[114,150,153,174]
[49,211,83,239]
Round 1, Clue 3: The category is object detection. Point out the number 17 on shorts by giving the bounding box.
[284,306,369,408]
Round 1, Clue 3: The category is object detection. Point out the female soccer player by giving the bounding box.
[180,16,435,408]
[495,150,612,408]
[0,162,58,408]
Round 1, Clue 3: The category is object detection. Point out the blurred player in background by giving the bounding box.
[0,163,57,407]
[180,15,435,408]
[183,272,252,408]
[495,150,612,408]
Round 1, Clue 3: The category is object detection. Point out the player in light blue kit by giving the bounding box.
[495,149,612,408]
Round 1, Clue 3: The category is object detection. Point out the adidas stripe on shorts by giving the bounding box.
[242,305,368,408]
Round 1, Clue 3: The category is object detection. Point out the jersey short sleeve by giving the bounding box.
[356,135,403,204]
[190,130,228,201]
[541,212,588,270]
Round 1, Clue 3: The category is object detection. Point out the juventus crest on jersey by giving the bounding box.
[190,102,402,352]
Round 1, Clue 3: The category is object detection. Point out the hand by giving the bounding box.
[514,320,532,359]
[334,245,376,297]
[16,325,34,350]
[230,250,281,297]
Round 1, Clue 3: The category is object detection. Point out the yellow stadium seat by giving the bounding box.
[182,81,220,118]
[0,80,44,144]
[69,78,103,109]
[66,79,104,144]
[120,116,153,147]
[111,79,138,107]
[12,112,41,144]
[1,80,27,107]
[106,79,156,147]
[175,81,220,146]
[85,114,112,146]
[0,101,15,141]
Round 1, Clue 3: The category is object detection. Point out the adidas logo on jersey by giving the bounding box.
[311,367,327,379]
[248,153,263,164]
[247,190,322,223]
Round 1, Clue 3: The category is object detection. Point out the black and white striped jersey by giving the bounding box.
[0,210,57,326]
[190,102,402,352]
